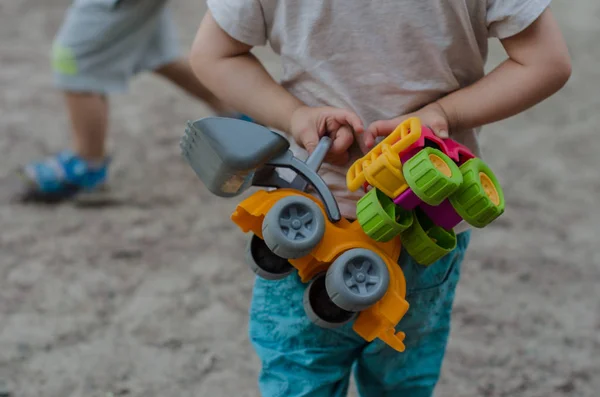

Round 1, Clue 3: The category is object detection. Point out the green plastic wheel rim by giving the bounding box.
[400,209,457,266]
[356,188,413,242]
[402,147,463,206]
[449,158,505,228]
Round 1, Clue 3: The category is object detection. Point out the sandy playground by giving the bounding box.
[0,1,599,396]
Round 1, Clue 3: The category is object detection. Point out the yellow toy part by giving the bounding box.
[347,117,422,197]
[232,189,409,352]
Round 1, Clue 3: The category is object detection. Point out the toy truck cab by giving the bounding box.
[181,117,410,352]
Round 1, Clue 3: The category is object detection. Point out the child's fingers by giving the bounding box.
[299,122,353,155]
[338,110,364,135]
[299,107,362,155]
[326,108,364,135]
[432,128,449,139]
[299,131,320,154]
[330,125,354,154]
[425,119,449,139]
[364,119,399,148]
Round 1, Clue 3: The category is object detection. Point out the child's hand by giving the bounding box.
[290,106,364,165]
[364,102,450,149]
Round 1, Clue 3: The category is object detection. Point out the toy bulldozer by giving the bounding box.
[180,117,409,353]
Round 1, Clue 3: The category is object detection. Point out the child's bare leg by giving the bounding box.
[154,59,231,115]
[65,92,109,162]
[16,91,110,202]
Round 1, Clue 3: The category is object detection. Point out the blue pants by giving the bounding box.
[249,231,471,397]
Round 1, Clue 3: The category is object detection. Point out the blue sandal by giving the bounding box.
[16,114,253,203]
[17,150,109,203]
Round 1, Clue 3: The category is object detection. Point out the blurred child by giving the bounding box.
[191,1,570,396]
[17,0,248,203]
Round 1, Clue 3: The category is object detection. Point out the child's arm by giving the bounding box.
[437,8,571,132]
[190,12,363,164]
[190,12,300,134]
[366,8,571,144]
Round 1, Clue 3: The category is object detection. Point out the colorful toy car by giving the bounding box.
[180,117,409,352]
[347,117,505,265]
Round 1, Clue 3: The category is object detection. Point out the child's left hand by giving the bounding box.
[364,102,450,149]
[290,105,364,165]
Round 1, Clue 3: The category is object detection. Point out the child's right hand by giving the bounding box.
[289,106,364,165]
[364,102,450,149]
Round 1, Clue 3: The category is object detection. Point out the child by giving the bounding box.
[17,0,249,203]
[191,1,571,396]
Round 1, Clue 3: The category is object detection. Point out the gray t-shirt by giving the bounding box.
[207,0,551,223]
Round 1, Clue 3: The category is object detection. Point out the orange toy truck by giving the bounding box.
[180,117,409,352]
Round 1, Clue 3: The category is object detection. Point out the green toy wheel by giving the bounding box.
[356,188,413,242]
[400,209,457,266]
[402,148,463,206]
[449,158,505,228]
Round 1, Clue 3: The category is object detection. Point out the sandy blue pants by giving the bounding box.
[249,231,470,397]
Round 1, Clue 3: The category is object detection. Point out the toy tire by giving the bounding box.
[402,148,463,206]
[356,188,413,242]
[449,158,505,228]
[400,209,457,266]
[245,234,294,280]
[262,195,326,259]
[325,249,390,312]
[303,273,357,329]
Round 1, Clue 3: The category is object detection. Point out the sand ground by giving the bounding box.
[0,1,599,396]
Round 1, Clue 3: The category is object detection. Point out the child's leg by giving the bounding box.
[18,0,207,202]
[353,231,471,397]
[17,0,172,202]
[54,0,178,161]
[249,273,366,397]
[65,92,108,162]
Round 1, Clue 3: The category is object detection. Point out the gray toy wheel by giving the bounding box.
[245,234,294,280]
[303,274,357,329]
[326,249,390,312]
[262,195,326,259]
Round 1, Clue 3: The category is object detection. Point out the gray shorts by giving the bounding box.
[52,0,181,94]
